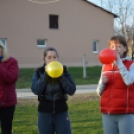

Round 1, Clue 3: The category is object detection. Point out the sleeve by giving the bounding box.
[96,65,107,96]
[58,67,76,95]
[31,71,49,95]
[117,59,134,85]
[0,58,19,84]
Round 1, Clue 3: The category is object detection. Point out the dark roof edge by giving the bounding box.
[83,0,119,18]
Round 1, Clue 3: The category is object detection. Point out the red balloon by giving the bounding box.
[99,48,116,64]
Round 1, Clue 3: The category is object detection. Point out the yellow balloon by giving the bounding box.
[46,61,63,78]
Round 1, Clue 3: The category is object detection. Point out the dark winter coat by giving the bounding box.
[31,65,76,114]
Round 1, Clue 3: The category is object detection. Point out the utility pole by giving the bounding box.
[83,54,87,78]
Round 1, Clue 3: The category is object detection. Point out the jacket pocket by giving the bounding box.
[0,90,7,106]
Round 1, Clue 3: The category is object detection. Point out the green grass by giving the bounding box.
[17,66,102,89]
[14,66,102,133]
[12,94,103,134]
[16,68,35,89]
[68,66,101,84]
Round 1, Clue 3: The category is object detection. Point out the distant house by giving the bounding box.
[0,0,118,68]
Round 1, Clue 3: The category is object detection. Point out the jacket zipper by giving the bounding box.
[52,79,55,114]
[126,87,129,113]
[108,66,114,114]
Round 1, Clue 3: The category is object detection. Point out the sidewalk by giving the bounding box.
[17,84,98,98]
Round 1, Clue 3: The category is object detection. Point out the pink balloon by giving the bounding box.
[99,48,116,64]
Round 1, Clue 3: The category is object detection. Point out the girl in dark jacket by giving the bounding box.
[31,47,76,134]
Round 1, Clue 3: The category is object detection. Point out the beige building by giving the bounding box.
[0,0,117,68]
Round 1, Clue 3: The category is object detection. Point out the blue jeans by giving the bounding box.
[38,111,72,134]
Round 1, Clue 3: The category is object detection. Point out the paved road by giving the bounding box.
[17,84,97,98]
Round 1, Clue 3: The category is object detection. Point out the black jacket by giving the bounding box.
[31,65,76,113]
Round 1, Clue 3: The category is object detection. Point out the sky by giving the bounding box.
[87,0,101,6]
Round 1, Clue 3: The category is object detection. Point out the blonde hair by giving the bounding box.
[0,40,9,61]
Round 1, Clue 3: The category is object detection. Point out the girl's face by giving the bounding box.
[109,42,126,58]
[44,51,58,65]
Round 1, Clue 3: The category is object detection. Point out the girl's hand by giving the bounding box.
[113,51,120,65]
[115,51,120,60]
[102,75,108,84]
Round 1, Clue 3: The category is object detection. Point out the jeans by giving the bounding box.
[38,111,72,134]
[0,106,15,134]
[102,114,134,134]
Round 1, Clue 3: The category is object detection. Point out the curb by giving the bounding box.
[17,84,98,91]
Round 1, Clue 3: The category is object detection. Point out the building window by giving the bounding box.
[37,39,46,48]
[49,15,58,29]
[93,40,99,53]
[0,38,7,45]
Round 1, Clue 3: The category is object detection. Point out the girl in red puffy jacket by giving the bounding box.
[96,35,134,134]
[0,40,19,134]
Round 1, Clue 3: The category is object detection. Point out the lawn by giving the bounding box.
[17,66,102,89]
[12,66,103,134]
[11,93,103,134]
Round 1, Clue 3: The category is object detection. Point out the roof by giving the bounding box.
[83,0,118,18]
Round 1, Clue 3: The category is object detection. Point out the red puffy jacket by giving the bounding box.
[101,60,134,114]
[0,57,19,108]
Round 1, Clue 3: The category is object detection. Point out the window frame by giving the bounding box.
[49,14,59,29]
[0,38,7,46]
[37,39,47,48]
[93,40,99,54]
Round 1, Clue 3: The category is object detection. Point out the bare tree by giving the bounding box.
[101,0,134,39]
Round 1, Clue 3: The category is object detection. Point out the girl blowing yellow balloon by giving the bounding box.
[31,47,76,134]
